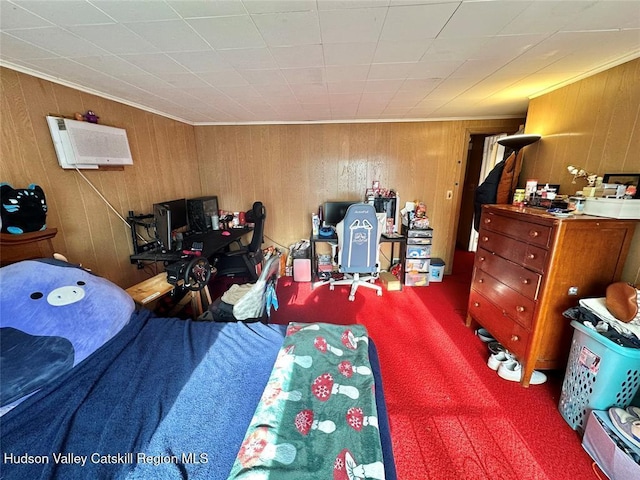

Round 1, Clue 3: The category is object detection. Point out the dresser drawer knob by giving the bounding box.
[529,230,539,238]
[522,278,530,285]
[484,218,491,224]
[481,236,489,242]
[474,302,480,307]
[527,253,536,259]
[478,256,485,262]
[511,335,520,342]
[516,306,525,313]
[478,278,484,283]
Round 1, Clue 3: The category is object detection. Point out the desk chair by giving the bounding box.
[214,201,265,281]
[317,203,384,301]
[203,254,281,323]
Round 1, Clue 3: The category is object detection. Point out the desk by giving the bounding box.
[129,227,252,265]
[309,232,406,285]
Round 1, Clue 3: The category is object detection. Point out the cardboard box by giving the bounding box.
[584,198,640,219]
[380,272,401,291]
[582,410,640,480]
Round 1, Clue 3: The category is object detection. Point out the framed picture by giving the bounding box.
[603,173,640,198]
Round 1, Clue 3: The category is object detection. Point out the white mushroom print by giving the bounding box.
[312,373,359,402]
[333,449,385,480]
[237,427,297,468]
[314,336,343,356]
[261,380,302,406]
[286,324,320,336]
[346,407,379,431]
[294,409,336,435]
[338,360,372,378]
[274,345,313,370]
[341,329,369,350]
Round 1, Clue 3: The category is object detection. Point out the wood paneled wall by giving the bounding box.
[1,67,201,287]
[520,58,640,283]
[194,119,523,272]
[2,58,637,287]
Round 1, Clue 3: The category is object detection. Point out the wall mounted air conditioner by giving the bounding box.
[46,116,133,169]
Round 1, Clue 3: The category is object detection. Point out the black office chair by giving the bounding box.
[213,201,266,281]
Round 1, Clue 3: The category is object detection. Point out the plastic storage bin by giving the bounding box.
[559,320,640,433]
[429,257,445,282]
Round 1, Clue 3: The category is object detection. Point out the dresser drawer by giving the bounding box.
[471,270,535,329]
[468,291,530,358]
[407,237,432,245]
[480,213,552,248]
[476,248,541,300]
[477,231,548,273]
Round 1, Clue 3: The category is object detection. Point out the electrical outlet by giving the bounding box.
[446,190,453,199]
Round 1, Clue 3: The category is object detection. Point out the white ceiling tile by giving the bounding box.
[124,20,211,52]
[238,68,287,85]
[281,66,324,84]
[319,7,386,44]
[289,82,328,97]
[363,79,404,92]
[113,73,173,91]
[117,53,188,75]
[73,55,147,76]
[252,10,321,46]
[438,1,531,39]
[13,0,115,26]
[568,1,640,31]
[187,16,265,49]
[270,44,324,68]
[198,69,249,86]
[323,42,376,66]
[368,63,415,80]
[0,2,53,30]
[373,41,432,63]
[243,0,317,14]
[0,33,57,59]
[217,48,277,69]
[254,83,295,97]
[327,81,366,94]
[324,65,370,83]
[424,37,490,62]
[167,50,233,72]
[72,24,160,55]
[409,60,462,79]
[318,1,390,11]
[168,0,248,18]
[6,26,108,57]
[161,73,213,89]
[379,3,458,42]
[93,0,180,22]
[500,1,599,35]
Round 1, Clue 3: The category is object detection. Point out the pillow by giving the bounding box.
[0,259,134,405]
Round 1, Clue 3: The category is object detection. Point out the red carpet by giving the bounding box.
[268,251,596,480]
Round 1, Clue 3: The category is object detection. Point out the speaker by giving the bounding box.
[187,196,218,232]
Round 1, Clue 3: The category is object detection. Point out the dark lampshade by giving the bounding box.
[497,134,541,151]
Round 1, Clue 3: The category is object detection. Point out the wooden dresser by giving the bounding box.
[466,205,636,386]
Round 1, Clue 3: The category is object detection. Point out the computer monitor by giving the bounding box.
[322,201,359,226]
[153,198,188,250]
[187,196,219,232]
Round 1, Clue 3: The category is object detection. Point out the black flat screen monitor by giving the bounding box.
[153,198,187,250]
[323,201,359,226]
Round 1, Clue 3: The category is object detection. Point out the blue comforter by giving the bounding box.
[1,311,395,479]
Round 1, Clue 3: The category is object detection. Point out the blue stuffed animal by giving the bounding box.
[0,259,134,409]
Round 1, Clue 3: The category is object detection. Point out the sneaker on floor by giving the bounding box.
[487,341,506,355]
[497,360,547,385]
[487,351,513,371]
[609,407,640,448]
[626,405,640,419]
[475,328,495,342]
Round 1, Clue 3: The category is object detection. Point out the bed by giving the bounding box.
[0,257,396,480]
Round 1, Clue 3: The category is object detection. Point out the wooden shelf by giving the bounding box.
[0,228,58,266]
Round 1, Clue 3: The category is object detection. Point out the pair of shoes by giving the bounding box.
[609,407,640,448]
[475,328,495,342]
[487,351,513,370]
[497,359,547,385]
